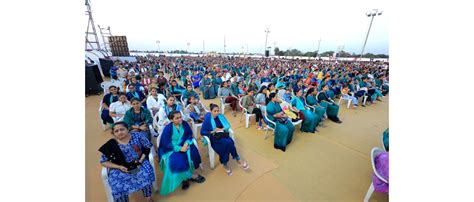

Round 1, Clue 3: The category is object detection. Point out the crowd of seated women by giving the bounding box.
[99,55,388,201]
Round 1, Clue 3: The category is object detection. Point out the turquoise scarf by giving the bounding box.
[210,114,230,132]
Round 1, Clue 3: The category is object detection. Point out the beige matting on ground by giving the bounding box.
[86,85,389,202]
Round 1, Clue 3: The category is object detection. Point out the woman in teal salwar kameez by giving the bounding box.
[180,69,189,86]
[200,74,217,99]
[291,88,321,133]
[305,87,327,120]
[266,92,295,152]
[317,84,343,124]
[157,111,206,195]
[213,73,223,94]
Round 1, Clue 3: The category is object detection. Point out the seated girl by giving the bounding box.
[158,111,205,195]
[233,81,247,98]
[305,87,328,121]
[282,87,292,103]
[218,81,239,117]
[101,85,119,127]
[130,76,145,94]
[242,90,267,130]
[317,84,343,124]
[109,93,131,123]
[291,88,321,133]
[341,85,359,108]
[186,96,207,124]
[266,92,295,152]
[169,80,186,101]
[123,98,153,141]
[126,84,147,108]
[157,96,183,135]
[200,104,250,176]
[191,71,202,88]
[255,86,269,110]
[146,87,166,116]
[182,84,200,104]
[200,73,217,100]
[99,122,155,202]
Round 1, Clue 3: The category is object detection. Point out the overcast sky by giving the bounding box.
[87,0,388,54]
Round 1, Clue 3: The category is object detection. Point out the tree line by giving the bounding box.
[130,48,389,58]
[273,47,389,58]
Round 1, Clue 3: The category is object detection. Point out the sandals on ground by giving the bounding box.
[239,162,250,170]
[224,165,233,176]
[190,175,206,183]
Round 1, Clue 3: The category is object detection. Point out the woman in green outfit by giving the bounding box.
[266,92,295,152]
[317,84,343,124]
[213,72,223,94]
[291,88,321,133]
[305,87,328,120]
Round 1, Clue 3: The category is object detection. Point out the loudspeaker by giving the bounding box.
[85,64,103,95]
[99,58,113,77]
[265,50,269,57]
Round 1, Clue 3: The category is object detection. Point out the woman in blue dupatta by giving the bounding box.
[317,84,343,124]
[200,74,217,99]
[291,88,321,133]
[200,104,250,176]
[266,92,295,152]
[157,111,205,195]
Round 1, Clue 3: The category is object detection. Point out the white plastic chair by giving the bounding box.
[363,147,388,202]
[382,133,388,152]
[180,94,187,109]
[263,113,276,140]
[355,85,369,105]
[239,97,256,128]
[101,81,112,95]
[101,151,159,202]
[338,94,353,109]
[291,119,303,133]
[220,96,231,115]
[202,129,235,169]
[109,79,124,92]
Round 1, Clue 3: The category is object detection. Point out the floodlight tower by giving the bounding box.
[264,28,270,56]
[360,9,383,60]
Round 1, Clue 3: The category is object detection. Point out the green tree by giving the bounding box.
[320,51,334,57]
[274,47,280,55]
